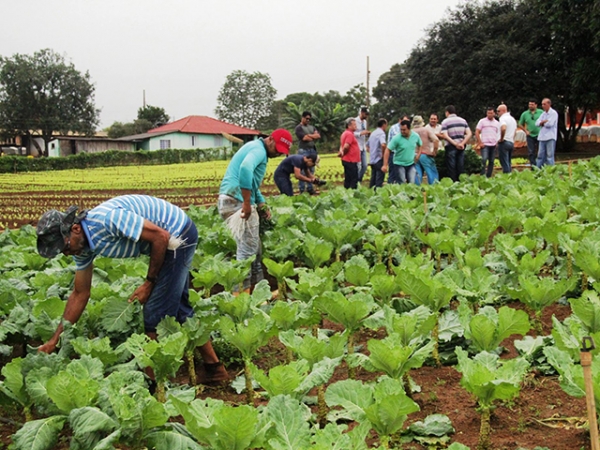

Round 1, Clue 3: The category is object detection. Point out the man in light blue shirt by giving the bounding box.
[535,98,559,167]
[366,118,388,188]
[218,129,292,292]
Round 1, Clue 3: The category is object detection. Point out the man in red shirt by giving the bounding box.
[338,118,361,189]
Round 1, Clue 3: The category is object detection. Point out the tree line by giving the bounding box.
[1,0,598,155]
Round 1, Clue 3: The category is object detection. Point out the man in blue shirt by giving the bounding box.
[366,118,388,188]
[274,153,317,196]
[35,195,229,384]
[535,98,559,167]
[218,129,292,292]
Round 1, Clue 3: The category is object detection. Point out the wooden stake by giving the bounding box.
[581,337,600,450]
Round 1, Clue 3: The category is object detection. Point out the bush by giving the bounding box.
[435,146,483,178]
[0,147,233,173]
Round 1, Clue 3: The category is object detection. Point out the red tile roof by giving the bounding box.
[148,116,260,136]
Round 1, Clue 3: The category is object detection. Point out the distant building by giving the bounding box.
[118,115,262,152]
[48,136,134,157]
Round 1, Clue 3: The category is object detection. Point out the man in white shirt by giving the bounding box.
[497,104,517,173]
[354,107,371,183]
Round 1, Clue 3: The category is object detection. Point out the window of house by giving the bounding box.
[213,136,223,147]
[160,140,171,150]
[191,135,196,146]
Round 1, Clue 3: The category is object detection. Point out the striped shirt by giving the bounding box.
[441,114,470,141]
[74,195,189,270]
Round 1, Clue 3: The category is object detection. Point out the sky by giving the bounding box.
[1,0,464,128]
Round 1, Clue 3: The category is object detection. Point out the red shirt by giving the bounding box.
[340,130,360,163]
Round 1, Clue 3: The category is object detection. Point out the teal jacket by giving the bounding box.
[219,139,267,205]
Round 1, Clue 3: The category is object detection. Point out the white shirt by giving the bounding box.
[499,113,517,143]
[354,116,368,151]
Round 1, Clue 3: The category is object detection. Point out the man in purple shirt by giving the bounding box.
[475,107,500,178]
[535,98,559,167]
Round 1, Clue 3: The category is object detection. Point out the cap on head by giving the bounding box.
[36,205,84,258]
[412,115,425,127]
[270,129,292,155]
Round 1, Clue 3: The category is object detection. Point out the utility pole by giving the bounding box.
[366,56,370,107]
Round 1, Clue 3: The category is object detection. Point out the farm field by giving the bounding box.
[3,157,600,449]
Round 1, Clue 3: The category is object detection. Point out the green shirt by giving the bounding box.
[518,109,543,138]
[388,131,422,166]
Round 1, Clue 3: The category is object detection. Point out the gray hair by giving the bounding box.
[345,117,356,128]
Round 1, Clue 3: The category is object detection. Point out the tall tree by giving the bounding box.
[215,70,276,129]
[137,105,169,128]
[371,63,415,121]
[0,49,99,156]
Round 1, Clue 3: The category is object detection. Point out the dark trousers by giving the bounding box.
[480,145,496,178]
[274,172,294,196]
[526,135,538,167]
[369,160,385,188]
[387,152,398,184]
[497,141,514,173]
[445,144,465,182]
[342,160,359,189]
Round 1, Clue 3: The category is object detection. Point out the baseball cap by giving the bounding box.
[36,205,86,258]
[271,129,292,155]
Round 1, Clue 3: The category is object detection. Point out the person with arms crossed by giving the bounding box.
[35,195,229,384]
[294,111,320,194]
[475,107,500,178]
[518,99,543,168]
[535,98,559,167]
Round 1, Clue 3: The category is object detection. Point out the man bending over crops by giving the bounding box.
[35,195,228,384]
[274,153,318,196]
[218,129,292,293]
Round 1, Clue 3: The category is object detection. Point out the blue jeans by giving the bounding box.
[369,160,385,188]
[415,154,439,185]
[396,164,416,184]
[537,139,556,167]
[297,148,316,193]
[358,149,368,182]
[497,141,513,173]
[387,151,398,184]
[445,144,464,182]
[480,145,496,178]
[526,135,538,167]
[143,218,196,332]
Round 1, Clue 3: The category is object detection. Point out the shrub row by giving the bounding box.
[0,147,235,173]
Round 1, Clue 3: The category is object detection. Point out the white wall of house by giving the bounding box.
[147,132,232,151]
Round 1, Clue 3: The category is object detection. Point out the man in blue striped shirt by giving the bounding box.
[35,195,228,383]
[441,105,472,182]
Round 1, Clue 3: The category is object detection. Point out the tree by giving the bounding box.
[371,63,415,121]
[137,105,169,128]
[105,119,153,139]
[215,70,276,129]
[0,49,99,156]
[342,84,368,116]
[404,0,600,150]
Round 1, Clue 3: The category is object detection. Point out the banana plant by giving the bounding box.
[506,275,576,334]
[457,303,530,353]
[314,291,375,378]
[325,378,420,449]
[455,348,529,450]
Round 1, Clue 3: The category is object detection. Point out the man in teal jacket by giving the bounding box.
[218,129,292,291]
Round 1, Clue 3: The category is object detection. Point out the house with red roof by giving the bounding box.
[118,115,262,152]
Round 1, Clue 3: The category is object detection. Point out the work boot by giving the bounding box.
[198,362,229,386]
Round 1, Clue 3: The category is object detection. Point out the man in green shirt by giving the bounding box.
[382,119,422,184]
[518,99,543,168]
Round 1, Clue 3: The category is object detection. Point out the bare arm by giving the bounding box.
[499,124,507,142]
[38,264,94,353]
[382,147,390,173]
[128,219,170,304]
[293,166,315,182]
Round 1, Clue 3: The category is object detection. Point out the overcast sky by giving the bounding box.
[1,0,463,128]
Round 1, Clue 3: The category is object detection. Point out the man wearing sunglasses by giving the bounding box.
[35,195,228,384]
